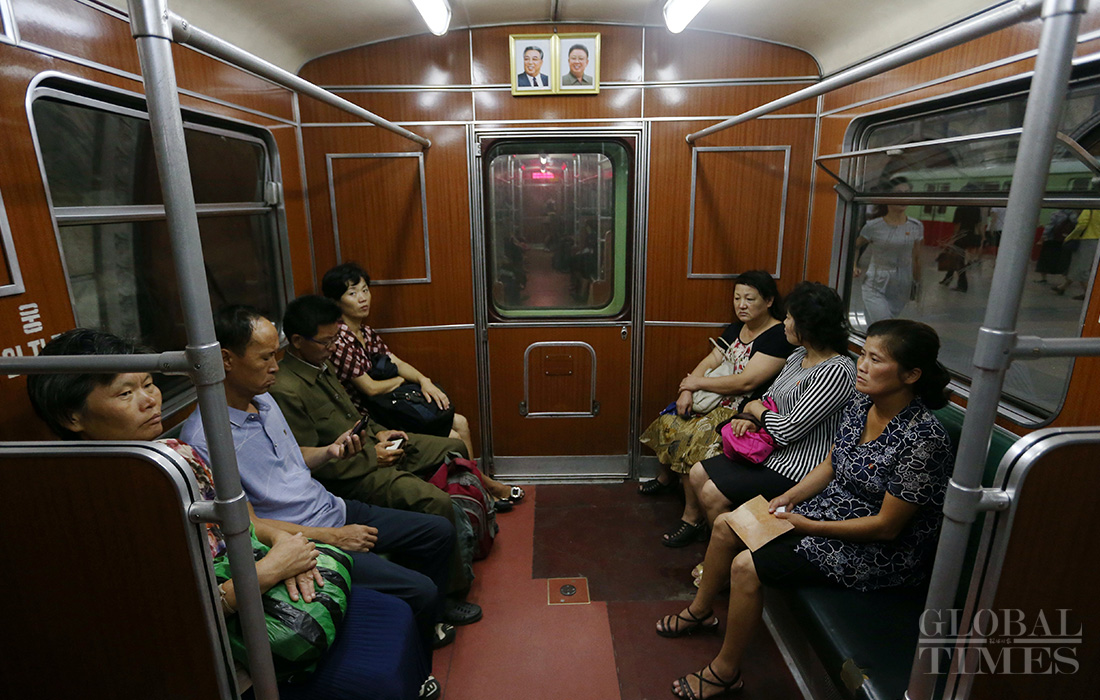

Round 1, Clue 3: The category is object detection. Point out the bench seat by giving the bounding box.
[770,404,1018,700]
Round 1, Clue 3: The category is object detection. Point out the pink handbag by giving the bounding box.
[720,397,778,464]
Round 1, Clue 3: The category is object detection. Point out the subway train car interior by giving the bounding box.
[3,0,1100,698]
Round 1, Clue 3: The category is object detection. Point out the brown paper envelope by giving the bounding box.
[726,495,795,551]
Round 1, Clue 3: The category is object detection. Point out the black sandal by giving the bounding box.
[673,664,743,699]
[656,607,720,638]
[662,519,706,548]
[638,477,675,496]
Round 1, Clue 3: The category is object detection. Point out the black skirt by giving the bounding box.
[700,453,796,507]
[750,531,837,588]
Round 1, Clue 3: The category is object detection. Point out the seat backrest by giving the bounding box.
[0,442,236,700]
[931,403,1018,487]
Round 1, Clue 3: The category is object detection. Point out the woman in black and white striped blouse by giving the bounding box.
[687,282,856,529]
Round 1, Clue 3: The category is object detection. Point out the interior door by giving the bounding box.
[475,134,637,480]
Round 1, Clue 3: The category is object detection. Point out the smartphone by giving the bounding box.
[386,437,405,451]
[350,416,369,436]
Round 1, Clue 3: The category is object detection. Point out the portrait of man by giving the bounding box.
[516,44,550,89]
[562,43,593,86]
[556,34,600,93]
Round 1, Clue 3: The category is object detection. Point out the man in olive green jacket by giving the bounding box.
[271,295,477,608]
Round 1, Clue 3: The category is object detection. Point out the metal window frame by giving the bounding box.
[687,145,790,279]
[521,341,599,418]
[27,77,286,326]
[326,152,432,285]
[0,185,25,298]
[834,71,1100,426]
[815,127,1100,197]
[477,132,635,319]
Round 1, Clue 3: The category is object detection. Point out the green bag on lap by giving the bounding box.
[212,525,353,682]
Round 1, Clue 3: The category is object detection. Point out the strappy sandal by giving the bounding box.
[656,607,720,638]
[673,664,743,699]
[638,477,675,496]
[662,519,706,548]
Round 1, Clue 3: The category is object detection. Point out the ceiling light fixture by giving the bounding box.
[410,0,451,36]
[663,0,711,34]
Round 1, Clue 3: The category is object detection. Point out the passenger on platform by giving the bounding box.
[681,282,856,541]
[270,294,481,618]
[941,186,986,293]
[638,271,794,547]
[658,319,952,700]
[27,328,438,700]
[1052,208,1100,300]
[321,262,525,506]
[179,306,468,651]
[853,178,923,324]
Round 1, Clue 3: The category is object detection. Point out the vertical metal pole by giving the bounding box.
[906,1,1086,698]
[126,1,279,698]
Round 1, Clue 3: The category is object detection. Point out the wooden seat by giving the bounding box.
[0,442,236,699]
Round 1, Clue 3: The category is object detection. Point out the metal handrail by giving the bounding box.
[130,1,279,697]
[686,0,1046,143]
[168,13,431,149]
[907,1,1089,699]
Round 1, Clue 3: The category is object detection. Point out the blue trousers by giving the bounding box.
[275,586,426,700]
[340,498,454,645]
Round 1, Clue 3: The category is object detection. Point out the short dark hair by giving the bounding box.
[785,282,850,355]
[734,270,784,320]
[866,319,951,408]
[321,262,371,302]
[27,329,140,440]
[523,45,544,59]
[567,43,588,58]
[214,305,268,356]
[283,295,342,340]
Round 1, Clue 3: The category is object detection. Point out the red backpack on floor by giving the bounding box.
[428,453,499,560]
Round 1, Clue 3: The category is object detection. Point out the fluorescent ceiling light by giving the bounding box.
[663,0,711,33]
[410,0,452,36]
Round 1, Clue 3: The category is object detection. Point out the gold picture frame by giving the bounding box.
[510,33,601,96]
[556,33,600,94]
[510,34,554,95]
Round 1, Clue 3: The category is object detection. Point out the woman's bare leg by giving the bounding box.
[657,512,744,636]
[672,549,760,698]
[450,413,474,457]
[698,478,733,527]
[682,464,707,524]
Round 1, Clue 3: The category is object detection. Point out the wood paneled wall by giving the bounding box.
[0,0,312,440]
[298,25,819,452]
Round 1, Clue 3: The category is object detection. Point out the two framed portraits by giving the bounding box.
[510,33,600,96]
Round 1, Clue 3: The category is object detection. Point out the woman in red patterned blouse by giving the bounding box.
[322,263,524,504]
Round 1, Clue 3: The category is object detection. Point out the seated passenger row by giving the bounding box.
[638,277,953,698]
[27,262,525,700]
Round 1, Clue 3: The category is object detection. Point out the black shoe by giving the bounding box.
[443,598,483,626]
[662,519,707,548]
[431,623,455,650]
[419,675,442,700]
[638,477,675,496]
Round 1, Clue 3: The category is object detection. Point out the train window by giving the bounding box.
[832,77,1100,421]
[484,140,629,318]
[30,86,285,409]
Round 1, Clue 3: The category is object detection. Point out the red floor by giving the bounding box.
[432,483,805,700]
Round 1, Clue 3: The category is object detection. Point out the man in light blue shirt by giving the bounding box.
[181,306,470,651]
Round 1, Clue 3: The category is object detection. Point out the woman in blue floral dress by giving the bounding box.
[656,319,953,699]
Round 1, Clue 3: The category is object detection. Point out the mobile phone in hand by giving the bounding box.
[386,437,404,451]
[350,416,369,436]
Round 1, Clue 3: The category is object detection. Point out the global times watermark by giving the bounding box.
[918,608,1082,675]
